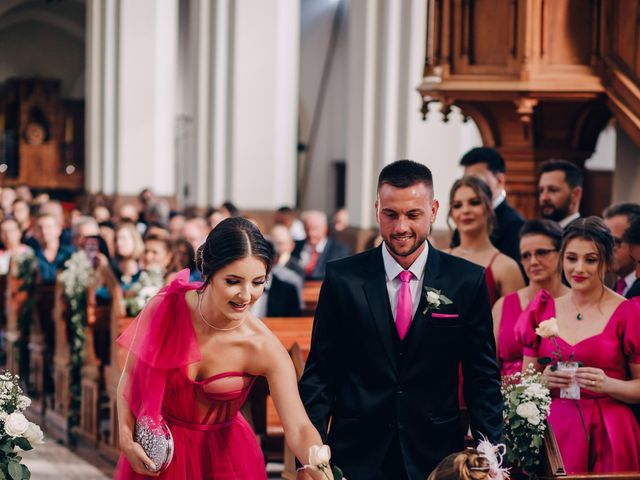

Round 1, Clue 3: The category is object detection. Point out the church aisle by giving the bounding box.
[21,441,109,480]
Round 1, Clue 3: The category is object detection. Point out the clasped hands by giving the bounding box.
[542,365,609,393]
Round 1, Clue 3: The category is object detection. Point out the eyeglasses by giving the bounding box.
[520,248,558,262]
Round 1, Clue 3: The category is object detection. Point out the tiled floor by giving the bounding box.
[21,440,110,480]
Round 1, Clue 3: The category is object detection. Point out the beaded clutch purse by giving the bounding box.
[134,416,174,473]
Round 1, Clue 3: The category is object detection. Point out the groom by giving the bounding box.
[299,160,503,479]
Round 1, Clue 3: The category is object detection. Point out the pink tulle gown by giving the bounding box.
[516,290,640,474]
[114,270,267,479]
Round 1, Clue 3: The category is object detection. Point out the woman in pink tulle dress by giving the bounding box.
[492,220,567,376]
[115,218,331,479]
[517,217,640,474]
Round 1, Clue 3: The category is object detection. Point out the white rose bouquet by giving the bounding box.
[124,266,165,317]
[0,370,43,480]
[501,364,551,474]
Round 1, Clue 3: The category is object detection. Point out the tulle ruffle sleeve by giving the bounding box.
[620,298,640,365]
[515,289,556,358]
[117,269,202,420]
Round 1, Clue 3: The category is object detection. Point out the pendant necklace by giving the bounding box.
[570,296,597,321]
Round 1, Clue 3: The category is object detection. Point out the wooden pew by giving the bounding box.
[301,281,322,316]
[248,317,314,463]
[29,283,56,416]
[282,342,305,480]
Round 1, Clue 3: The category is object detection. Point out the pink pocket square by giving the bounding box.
[431,313,459,319]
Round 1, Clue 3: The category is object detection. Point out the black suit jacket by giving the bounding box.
[266,276,302,317]
[626,278,640,299]
[292,237,351,280]
[299,244,503,480]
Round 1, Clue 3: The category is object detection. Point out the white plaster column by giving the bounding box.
[229,0,299,210]
[612,125,640,204]
[117,0,178,196]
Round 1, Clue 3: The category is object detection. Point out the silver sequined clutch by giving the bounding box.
[134,416,174,473]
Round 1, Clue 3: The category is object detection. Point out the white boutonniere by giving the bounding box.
[422,286,453,314]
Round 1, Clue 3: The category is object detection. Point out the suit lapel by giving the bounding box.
[362,247,398,374]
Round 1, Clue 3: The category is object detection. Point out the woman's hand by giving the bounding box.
[541,365,574,389]
[121,439,160,477]
[576,366,610,393]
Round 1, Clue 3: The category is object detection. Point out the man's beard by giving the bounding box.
[540,197,571,222]
[385,233,428,257]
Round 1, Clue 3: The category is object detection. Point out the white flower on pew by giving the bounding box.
[4,413,29,437]
[24,423,44,445]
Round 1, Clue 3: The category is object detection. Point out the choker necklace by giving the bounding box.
[197,290,246,331]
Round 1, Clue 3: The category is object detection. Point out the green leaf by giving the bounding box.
[13,439,31,452]
[538,357,552,366]
[8,461,22,480]
[19,466,29,480]
[332,466,343,479]
[439,295,453,304]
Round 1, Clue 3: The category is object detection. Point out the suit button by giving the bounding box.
[397,389,404,395]
[398,423,405,431]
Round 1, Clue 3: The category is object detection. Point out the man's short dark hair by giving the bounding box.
[539,159,583,188]
[459,147,505,174]
[623,216,640,245]
[377,159,433,191]
[602,202,640,222]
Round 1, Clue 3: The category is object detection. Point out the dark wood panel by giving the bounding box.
[544,0,593,66]
[471,0,513,66]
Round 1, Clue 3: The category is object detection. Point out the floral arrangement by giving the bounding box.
[502,364,551,474]
[303,445,344,479]
[59,251,96,441]
[13,248,37,385]
[0,370,43,480]
[124,266,165,317]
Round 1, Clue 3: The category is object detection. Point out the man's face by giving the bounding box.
[604,215,636,276]
[376,183,438,264]
[304,216,328,248]
[270,225,295,255]
[463,163,502,200]
[36,217,61,246]
[538,171,575,221]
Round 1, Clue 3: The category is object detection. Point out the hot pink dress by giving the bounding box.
[498,292,524,376]
[114,269,267,479]
[516,290,640,474]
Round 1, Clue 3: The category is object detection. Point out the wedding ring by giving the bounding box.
[591,380,595,386]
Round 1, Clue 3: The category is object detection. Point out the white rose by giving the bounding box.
[525,383,548,399]
[17,395,31,410]
[527,415,541,426]
[308,444,331,467]
[535,317,559,338]
[426,291,441,306]
[23,422,44,445]
[4,412,29,437]
[516,402,540,420]
[0,412,8,421]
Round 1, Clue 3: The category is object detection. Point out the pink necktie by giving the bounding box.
[396,270,413,340]
[616,278,627,295]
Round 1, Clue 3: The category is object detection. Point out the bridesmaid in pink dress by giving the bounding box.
[115,218,332,479]
[517,217,640,474]
[492,220,567,376]
[447,176,524,306]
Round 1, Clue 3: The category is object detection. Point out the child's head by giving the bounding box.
[427,449,491,480]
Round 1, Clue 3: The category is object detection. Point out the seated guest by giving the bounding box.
[292,210,351,280]
[40,200,72,246]
[142,235,172,273]
[112,222,144,291]
[167,238,202,283]
[33,213,75,284]
[274,205,306,241]
[427,449,496,480]
[448,176,524,305]
[93,205,112,224]
[538,159,583,228]
[517,217,640,474]
[270,224,304,277]
[454,147,524,264]
[492,220,568,375]
[12,199,31,237]
[205,208,224,230]
[623,216,640,298]
[0,219,29,274]
[603,203,640,298]
[332,207,349,233]
[15,184,32,203]
[0,187,16,216]
[168,212,186,241]
[181,217,209,253]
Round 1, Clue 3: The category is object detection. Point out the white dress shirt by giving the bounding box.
[559,212,580,229]
[381,241,429,321]
[621,271,638,297]
[299,237,328,269]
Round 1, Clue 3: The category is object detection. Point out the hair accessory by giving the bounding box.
[475,434,510,480]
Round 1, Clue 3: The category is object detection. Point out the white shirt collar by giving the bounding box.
[381,241,429,281]
[492,189,506,209]
[304,237,328,254]
[624,271,637,290]
[559,212,580,228]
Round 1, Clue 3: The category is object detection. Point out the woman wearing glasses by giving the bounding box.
[491,220,568,375]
